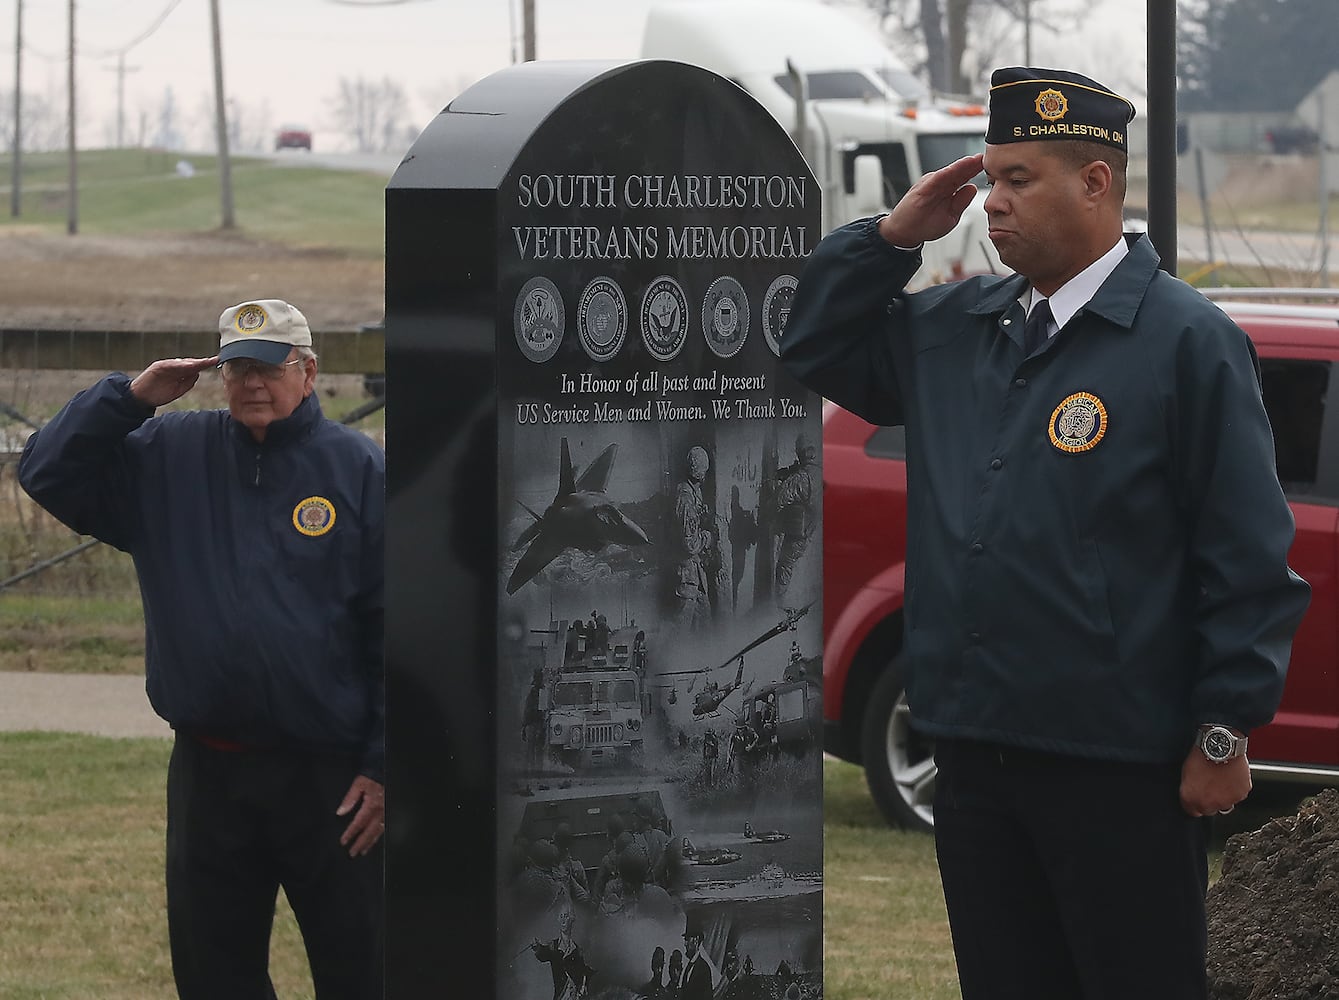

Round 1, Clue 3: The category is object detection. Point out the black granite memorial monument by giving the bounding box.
[385,59,824,998]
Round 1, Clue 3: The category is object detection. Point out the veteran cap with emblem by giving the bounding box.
[217,299,313,365]
[986,67,1135,153]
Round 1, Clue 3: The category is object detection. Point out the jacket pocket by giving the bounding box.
[1082,536,1120,664]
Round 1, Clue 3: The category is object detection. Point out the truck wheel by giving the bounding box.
[860,656,936,834]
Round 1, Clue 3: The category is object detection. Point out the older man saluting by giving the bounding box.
[20,299,385,1000]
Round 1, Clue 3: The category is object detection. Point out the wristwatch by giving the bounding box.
[1197,724,1248,764]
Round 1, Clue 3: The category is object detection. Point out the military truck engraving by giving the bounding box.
[539,615,653,768]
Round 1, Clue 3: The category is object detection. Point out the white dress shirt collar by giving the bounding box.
[1023,236,1129,336]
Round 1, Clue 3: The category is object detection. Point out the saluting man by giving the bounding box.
[20,299,385,1000]
[781,67,1310,999]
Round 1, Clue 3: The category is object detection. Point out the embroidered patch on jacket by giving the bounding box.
[1049,392,1108,453]
[292,496,337,536]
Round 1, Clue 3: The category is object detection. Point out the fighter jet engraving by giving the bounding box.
[506,437,652,594]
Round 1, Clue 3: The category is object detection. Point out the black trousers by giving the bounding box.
[166,736,384,1000]
[933,739,1209,1000]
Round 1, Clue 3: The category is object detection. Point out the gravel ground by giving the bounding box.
[0,670,169,738]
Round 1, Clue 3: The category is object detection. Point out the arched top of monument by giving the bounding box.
[389,58,802,192]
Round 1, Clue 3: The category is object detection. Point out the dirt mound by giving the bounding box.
[1207,788,1339,999]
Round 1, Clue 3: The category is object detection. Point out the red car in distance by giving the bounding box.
[822,291,1339,832]
[275,124,313,152]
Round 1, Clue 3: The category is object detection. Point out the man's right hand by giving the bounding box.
[878,153,985,248]
[129,356,221,409]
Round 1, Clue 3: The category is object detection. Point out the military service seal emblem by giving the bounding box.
[292,496,337,537]
[513,276,565,363]
[1035,88,1068,122]
[1049,392,1108,453]
[640,275,689,362]
[702,276,749,359]
[761,274,798,357]
[234,303,269,334]
[577,276,627,362]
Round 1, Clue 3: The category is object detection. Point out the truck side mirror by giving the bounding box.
[851,153,886,215]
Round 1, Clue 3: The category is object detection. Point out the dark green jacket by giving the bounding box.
[783,218,1310,762]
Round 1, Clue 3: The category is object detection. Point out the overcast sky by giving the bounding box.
[8,0,1147,152]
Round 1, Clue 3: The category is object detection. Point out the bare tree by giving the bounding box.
[191,92,273,153]
[329,75,409,153]
[850,0,1106,96]
[0,87,66,152]
[154,86,184,150]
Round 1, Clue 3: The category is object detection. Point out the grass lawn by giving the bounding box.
[0,594,144,674]
[0,735,954,999]
[0,150,387,255]
[0,733,1323,999]
[824,757,959,999]
[0,732,314,1000]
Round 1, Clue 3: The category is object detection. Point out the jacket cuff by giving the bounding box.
[359,747,385,785]
[109,372,158,417]
[861,214,924,256]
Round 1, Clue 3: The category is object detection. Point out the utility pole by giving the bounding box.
[1022,0,1033,66]
[508,0,517,63]
[523,0,536,61]
[11,0,21,218]
[209,0,235,228]
[1319,91,1330,286]
[105,53,140,148]
[67,0,77,236]
[1146,0,1177,276]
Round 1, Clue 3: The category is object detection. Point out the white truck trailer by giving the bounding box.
[641,0,1003,286]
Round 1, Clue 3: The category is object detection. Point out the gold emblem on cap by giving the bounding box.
[1049,392,1107,453]
[234,304,269,335]
[292,496,336,537]
[1035,88,1069,122]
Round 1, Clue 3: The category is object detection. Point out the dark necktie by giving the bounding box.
[1023,298,1054,356]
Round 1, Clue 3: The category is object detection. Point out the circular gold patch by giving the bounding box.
[234,304,269,335]
[1049,392,1108,453]
[292,496,336,536]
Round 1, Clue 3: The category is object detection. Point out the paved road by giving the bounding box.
[1178,223,1335,277]
[264,150,402,176]
[0,671,169,738]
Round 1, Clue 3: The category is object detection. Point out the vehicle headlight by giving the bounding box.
[570,728,584,748]
[552,722,562,737]
[614,724,625,741]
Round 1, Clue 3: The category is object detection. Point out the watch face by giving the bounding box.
[1204,728,1235,761]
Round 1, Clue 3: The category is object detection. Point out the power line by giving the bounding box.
[99,0,187,56]
[17,0,185,62]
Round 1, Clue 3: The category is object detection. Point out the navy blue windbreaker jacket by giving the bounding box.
[782,221,1310,762]
[19,375,386,780]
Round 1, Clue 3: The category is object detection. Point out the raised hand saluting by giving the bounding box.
[877,153,985,249]
[128,356,221,408]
